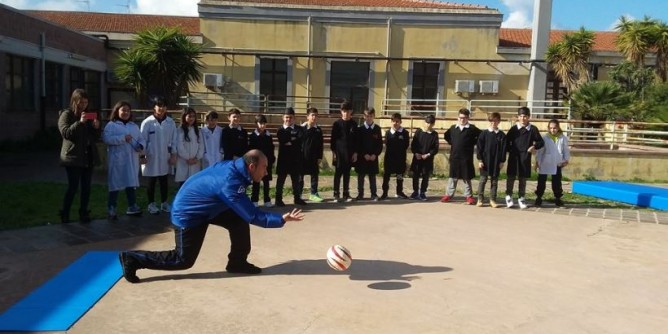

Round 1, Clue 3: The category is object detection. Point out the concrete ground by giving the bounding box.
[2,198,668,334]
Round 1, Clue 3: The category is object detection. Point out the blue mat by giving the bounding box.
[572,181,668,211]
[0,251,122,331]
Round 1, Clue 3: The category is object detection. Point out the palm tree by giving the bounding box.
[615,16,668,82]
[545,27,595,96]
[571,81,633,121]
[115,26,203,107]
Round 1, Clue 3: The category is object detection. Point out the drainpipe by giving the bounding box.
[40,32,46,131]
[384,17,392,114]
[307,16,312,100]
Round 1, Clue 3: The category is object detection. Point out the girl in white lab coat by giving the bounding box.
[140,96,177,215]
[102,101,145,219]
[201,110,223,168]
[175,108,204,185]
[535,119,570,207]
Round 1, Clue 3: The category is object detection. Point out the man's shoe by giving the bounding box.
[518,197,528,209]
[264,201,275,208]
[379,192,388,200]
[371,195,379,202]
[343,196,354,203]
[419,193,428,201]
[275,200,286,207]
[126,205,142,216]
[119,252,140,283]
[534,197,543,207]
[465,196,476,205]
[59,210,70,224]
[440,195,452,203]
[409,192,419,200]
[309,194,324,203]
[332,196,342,203]
[160,202,171,213]
[354,195,364,201]
[108,207,118,220]
[396,192,409,199]
[148,202,160,215]
[475,198,484,207]
[226,262,262,274]
[294,198,308,205]
[490,200,500,208]
[505,195,514,208]
[555,198,565,207]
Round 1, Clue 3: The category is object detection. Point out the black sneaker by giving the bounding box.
[409,192,419,200]
[379,193,388,200]
[555,198,564,207]
[119,252,140,283]
[396,192,409,199]
[226,262,262,274]
[294,198,308,205]
[534,197,543,207]
[371,195,379,202]
[79,210,92,224]
[275,200,286,207]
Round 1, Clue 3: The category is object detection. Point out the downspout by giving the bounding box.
[384,18,392,114]
[39,32,46,131]
[307,16,312,100]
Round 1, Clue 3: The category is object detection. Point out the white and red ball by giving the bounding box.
[326,244,352,271]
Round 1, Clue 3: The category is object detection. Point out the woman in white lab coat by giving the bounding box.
[201,110,223,168]
[140,96,177,215]
[102,101,145,219]
[175,107,204,185]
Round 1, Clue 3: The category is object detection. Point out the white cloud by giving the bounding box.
[499,0,534,28]
[132,0,198,16]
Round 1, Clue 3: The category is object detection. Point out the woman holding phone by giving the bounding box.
[58,88,101,223]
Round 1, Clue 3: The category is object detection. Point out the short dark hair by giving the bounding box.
[425,114,436,124]
[150,96,165,107]
[391,113,402,121]
[458,108,471,117]
[229,108,241,116]
[341,100,352,111]
[205,110,219,120]
[285,107,295,115]
[518,106,531,116]
[364,107,375,116]
[488,112,501,121]
[255,114,267,124]
[307,107,318,115]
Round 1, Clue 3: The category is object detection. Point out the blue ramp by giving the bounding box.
[572,181,668,211]
[0,251,122,331]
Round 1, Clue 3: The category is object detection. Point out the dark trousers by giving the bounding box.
[62,166,93,216]
[109,187,137,209]
[412,171,430,194]
[251,179,271,203]
[333,165,352,197]
[357,173,377,198]
[276,172,302,201]
[382,172,405,195]
[128,209,251,270]
[506,176,527,198]
[147,175,169,203]
[477,175,499,201]
[536,167,563,199]
[300,172,319,195]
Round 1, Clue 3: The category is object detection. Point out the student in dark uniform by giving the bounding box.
[476,112,506,208]
[221,108,248,160]
[505,106,544,209]
[330,100,358,203]
[301,107,324,202]
[441,108,482,205]
[381,113,410,200]
[248,114,275,208]
[275,107,306,207]
[410,114,440,201]
[354,107,383,201]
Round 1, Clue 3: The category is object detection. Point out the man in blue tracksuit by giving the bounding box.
[119,150,304,283]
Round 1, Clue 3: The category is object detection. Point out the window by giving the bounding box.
[330,61,369,113]
[259,58,288,112]
[70,67,101,110]
[5,54,35,111]
[411,62,440,111]
[45,62,64,111]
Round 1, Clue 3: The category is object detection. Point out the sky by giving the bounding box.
[2,0,668,32]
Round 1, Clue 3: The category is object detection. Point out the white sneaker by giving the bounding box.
[252,202,259,207]
[505,195,514,208]
[264,201,275,208]
[148,202,160,215]
[160,202,171,213]
[518,197,528,209]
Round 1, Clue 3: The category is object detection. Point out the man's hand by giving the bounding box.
[282,208,304,222]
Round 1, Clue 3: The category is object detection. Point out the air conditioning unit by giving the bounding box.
[479,80,499,94]
[454,80,476,93]
[203,73,224,87]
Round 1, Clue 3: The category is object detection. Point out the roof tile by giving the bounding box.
[499,28,618,52]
